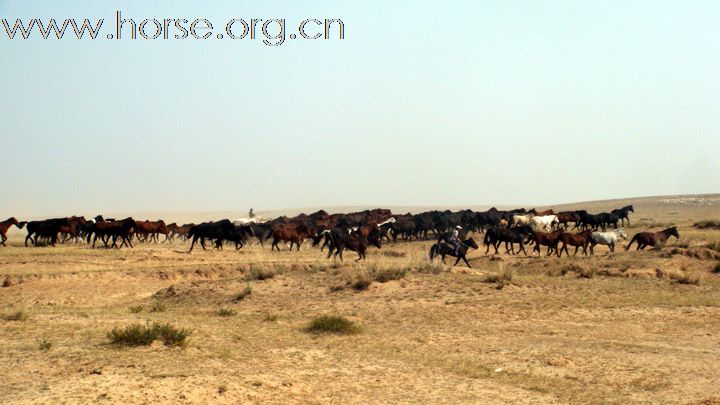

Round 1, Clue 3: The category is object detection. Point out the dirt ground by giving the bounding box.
[2,195,720,404]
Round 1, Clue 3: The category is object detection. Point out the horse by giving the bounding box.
[556,230,593,257]
[483,226,533,255]
[24,218,70,246]
[510,213,534,227]
[134,220,170,243]
[529,208,554,216]
[270,223,314,252]
[429,238,479,267]
[91,217,136,248]
[321,229,379,261]
[530,215,559,232]
[626,227,679,250]
[556,211,580,229]
[187,220,238,252]
[590,229,627,254]
[611,205,634,227]
[1,217,25,246]
[530,229,564,256]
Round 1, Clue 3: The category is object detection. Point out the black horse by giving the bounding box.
[611,205,634,227]
[483,226,533,255]
[429,238,479,267]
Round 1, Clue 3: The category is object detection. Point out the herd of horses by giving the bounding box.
[0,204,681,267]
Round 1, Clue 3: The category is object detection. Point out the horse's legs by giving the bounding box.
[590,243,595,255]
[573,245,579,256]
[609,242,614,253]
[188,237,197,252]
[463,256,471,268]
[454,256,461,266]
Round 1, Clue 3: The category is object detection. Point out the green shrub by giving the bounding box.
[107,322,190,347]
[217,308,236,317]
[38,339,52,351]
[306,315,360,334]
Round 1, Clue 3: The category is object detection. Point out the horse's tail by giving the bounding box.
[429,244,438,261]
[626,234,638,250]
[483,231,491,246]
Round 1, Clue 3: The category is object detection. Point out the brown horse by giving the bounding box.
[530,208,555,216]
[556,230,592,257]
[555,211,580,229]
[134,220,170,243]
[1,217,25,246]
[530,229,564,256]
[92,217,136,248]
[626,227,679,250]
[271,223,314,252]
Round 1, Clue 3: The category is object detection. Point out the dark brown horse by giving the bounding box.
[321,229,379,261]
[626,227,679,250]
[530,229,564,256]
[556,211,580,229]
[1,217,24,246]
[92,217,136,248]
[557,230,592,257]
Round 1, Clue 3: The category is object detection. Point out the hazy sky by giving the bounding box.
[2,1,719,217]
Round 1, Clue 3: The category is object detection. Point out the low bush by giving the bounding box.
[217,308,236,317]
[129,305,144,314]
[107,322,190,347]
[306,315,360,335]
[2,309,28,321]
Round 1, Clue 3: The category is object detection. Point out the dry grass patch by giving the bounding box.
[306,315,360,335]
[368,263,407,283]
[129,305,144,314]
[415,260,445,274]
[149,301,167,313]
[37,339,52,351]
[693,220,720,230]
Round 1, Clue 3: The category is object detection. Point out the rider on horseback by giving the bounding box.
[448,225,466,255]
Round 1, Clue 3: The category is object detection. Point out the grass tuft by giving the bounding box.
[263,312,278,322]
[368,263,407,283]
[351,272,373,291]
[306,315,360,335]
[484,264,515,289]
[37,339,52,351]
[2,309,28,321]
[107,322,190,347]
[149,301,166,313]
[129,305,144,314]
[235,283,253,301]
[246,265,277,281]
[674,273,700,286]
[416,261,445,274]
[217,308,236,317]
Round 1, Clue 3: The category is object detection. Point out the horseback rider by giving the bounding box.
[448,225,466,255]
[249,208,255,218]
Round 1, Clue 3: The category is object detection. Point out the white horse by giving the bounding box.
[511,213,534,227]
[590,228,627,254]
[530,215,559,232]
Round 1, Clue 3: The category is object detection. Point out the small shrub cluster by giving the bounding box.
[263,312,278,322]
[368,264,407,283]
[129,305,144,314]
[306,315,360,335]
[484,265,515,289]
[416,261,445,275]
[149,302,167,313]
[674,273,701,286]
[2,309,28,321]
[235,284,253,301]
[245,265,277,281]
[217,308,236,317]
[351,272,373,291]
[714,262,720,273]
[107,322,191,347]
[693,220,720,230]
[37,339,52,351]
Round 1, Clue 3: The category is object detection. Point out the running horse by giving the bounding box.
[556,230,593,257]
[1,217,25,246]
[611,205,635,227]
[429,238,479,267]
[626,227,678,250]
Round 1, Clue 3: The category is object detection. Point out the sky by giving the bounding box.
[1,0,719,218]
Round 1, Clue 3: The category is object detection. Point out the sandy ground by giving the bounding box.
[1,195,720,404]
